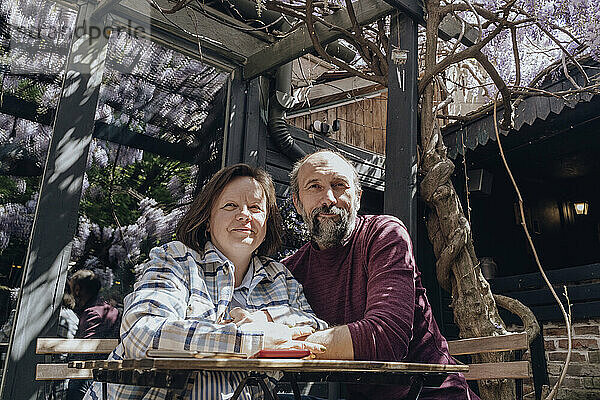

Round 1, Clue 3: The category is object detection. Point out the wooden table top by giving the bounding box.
[73,357,469,374]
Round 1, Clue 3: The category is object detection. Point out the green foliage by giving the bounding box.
[0,176,39,286]
[74,148,195,295]
[0,176,39,204]
[0,142,195,296]
[82,163,140,226]
[81,151,193,227]
[13,79,43,104]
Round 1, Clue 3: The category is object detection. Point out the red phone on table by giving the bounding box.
[252,349,311,358]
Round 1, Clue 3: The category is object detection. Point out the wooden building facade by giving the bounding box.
[289,92,388,155]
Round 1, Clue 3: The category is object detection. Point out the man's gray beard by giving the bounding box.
[301,204,357,249]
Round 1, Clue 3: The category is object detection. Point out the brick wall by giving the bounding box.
[520,319,600,400]
[543,320,600,400]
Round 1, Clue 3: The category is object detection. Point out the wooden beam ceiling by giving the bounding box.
[111,0,271,65]
[244,0,480,79]
[243,0,395,80]
[99,0,477,79]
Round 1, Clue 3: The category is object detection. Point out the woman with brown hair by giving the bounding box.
[84,163,327,400]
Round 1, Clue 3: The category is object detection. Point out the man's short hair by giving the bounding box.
[289,150,361,199]
[70,269,102,298]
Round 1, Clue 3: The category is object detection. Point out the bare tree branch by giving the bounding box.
[493,294,540,345]
[510,26,521,87]
[473,51,512,129]
[561,52,581,89]
[418,22,504,95]
[533,19,590,85]
[302,0,386,85]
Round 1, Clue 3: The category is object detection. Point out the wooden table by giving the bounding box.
[71,357,469,400]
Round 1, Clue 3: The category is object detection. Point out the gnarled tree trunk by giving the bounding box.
[420,1,513,398]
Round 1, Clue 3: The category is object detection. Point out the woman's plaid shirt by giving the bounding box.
[83,240,327,400]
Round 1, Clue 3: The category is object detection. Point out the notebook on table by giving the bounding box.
[146,349,311,359]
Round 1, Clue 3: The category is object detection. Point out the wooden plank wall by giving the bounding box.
[488,263,600,322]
[288,93,387,155]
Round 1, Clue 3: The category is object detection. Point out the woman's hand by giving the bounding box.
[229,307,271,325]
[230,308,326,353]
[258,322,325,352]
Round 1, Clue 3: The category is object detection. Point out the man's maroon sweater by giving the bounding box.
[283,215,478,400]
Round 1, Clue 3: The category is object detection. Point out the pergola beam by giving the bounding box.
[93,122,198,163]
[90,0,124,20]
[295,76,379,102]
[244,0,480,79]
[438,13,479,46]
[380,0,422,21]
[112,0,270,65]
[244,0,394,80]
[384,0,478,45]
[0,2,109,399]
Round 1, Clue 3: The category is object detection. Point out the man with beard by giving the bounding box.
[283,150,478,400]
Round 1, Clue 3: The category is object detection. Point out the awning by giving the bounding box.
[442,61,599,159]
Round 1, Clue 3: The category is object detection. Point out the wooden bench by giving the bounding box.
[35,338,118,381]
[447,331,530,399]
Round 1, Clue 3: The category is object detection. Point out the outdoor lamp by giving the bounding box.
[574,201,589,215]
[391,48,409,65]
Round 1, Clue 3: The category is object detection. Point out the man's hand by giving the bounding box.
[230,308,326,353]
[304,325,354,359]
[258,322,325,352]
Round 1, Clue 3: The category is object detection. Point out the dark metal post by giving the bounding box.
[224,70,248,165]
[224,73,269,168]
[384,12,418,238]
[0,2,108,399]
[242,77,269,168]
[530,330,550,400]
